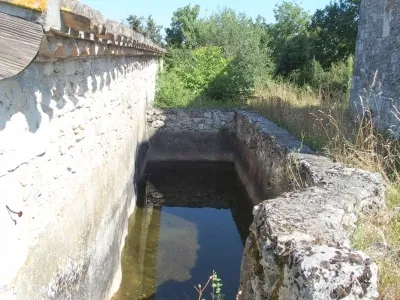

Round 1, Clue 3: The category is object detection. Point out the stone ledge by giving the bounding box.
[0,0,164,54]
[236,110,384,299]
[0,0,47,12]
[37,33,161,61]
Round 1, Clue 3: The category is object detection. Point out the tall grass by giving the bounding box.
[251,80,400,299]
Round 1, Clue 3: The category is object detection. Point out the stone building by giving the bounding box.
[351,0,400,137]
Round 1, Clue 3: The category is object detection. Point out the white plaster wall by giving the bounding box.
[0,56,158,299]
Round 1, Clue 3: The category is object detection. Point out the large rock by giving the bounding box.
[240,162,385,299]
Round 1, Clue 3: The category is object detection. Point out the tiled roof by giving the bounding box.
[0,11,44,80]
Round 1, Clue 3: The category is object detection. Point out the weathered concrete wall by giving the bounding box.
[148,108,385,299]
[351,0,400,137]
[0,0,163,298]
[0,56,158,299]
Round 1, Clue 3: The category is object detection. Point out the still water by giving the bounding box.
[112,162,253,300]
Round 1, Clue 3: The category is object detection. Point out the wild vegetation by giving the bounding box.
[130,0,400,297]
[195,271,224,300]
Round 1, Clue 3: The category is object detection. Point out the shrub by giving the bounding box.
[157,45,271,104]
[287,56,354,102]
[324,55,354,94]
[207,47,264,101]
[155,71,192,107]
[174,46,231,93]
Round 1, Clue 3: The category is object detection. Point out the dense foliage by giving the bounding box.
[310,0,361,68]
[148,0,360,106]
[165,4,201,48]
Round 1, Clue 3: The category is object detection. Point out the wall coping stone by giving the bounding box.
[0,0,164,79]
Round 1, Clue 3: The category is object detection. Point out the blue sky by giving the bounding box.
[80,0,332,29]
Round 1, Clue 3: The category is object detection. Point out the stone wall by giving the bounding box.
[236,113,385,299]
[147,108,386,299]
[147,109,311,202]
[146,108,236,162]
[241,160,385,299]
[0,1,162,299]
[235,111,314,201]
[351,0,400,137]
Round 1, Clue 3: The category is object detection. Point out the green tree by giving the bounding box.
[127,14,163,45]
[165,4,201,48]
[268,1,313,76]
[126,14,145,34]
[309,0,361,67]
[161,7,274,102]
[144,15,163,45]
[270,1,310,39]
[196,8,273,91]
[197,9,269,57]
[173,46,230,93]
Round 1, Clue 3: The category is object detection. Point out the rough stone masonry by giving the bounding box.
[351,0,400,137]
[0,1,163,299]
[148,108,386,300]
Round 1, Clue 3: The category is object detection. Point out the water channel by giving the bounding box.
[112,162,254,300]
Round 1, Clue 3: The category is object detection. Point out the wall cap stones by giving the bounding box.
[0,0,164,79]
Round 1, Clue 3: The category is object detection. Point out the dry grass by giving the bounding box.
[251,80,400,299]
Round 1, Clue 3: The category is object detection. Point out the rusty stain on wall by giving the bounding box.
[9,0,47,12]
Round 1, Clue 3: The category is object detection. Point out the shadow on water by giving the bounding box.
[112,162,254,300]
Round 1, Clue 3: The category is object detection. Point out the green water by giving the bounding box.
[113,162,253,300]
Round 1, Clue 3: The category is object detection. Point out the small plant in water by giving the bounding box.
[195,271,224,300]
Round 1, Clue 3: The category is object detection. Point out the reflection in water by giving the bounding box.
[112,162,254,300]
[112,206,161,300]
[155,210,199,287]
